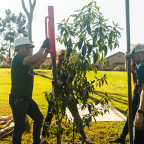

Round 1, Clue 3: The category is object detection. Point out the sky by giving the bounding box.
[0,0,144,58]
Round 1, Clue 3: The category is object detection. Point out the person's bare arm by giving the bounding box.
[138,84,144,111]
[125,51,128,72]
[33,51,48,66]
[135,83,144,131]
[23,38,50,65]
[125,51,133,72]
[23,48,44,65]
[125,58,127,72]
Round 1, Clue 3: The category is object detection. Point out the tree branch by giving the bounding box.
[30,0,36,13]
[33,0,36,11]
[29,0,32,7]
[21,0,29,16]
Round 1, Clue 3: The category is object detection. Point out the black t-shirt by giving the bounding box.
[10,55,34,99]
[136,60,144,106]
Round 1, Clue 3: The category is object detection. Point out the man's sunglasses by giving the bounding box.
[21,45,32,50]
[26,47,31,50]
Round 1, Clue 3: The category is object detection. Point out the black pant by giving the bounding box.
[42,101,85,138]
[42,101,54,136]
[120,93,139,139]
[9,95,43,144]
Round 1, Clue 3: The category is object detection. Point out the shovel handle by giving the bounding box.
[45,16,51,39]
[45,16,51,53]
[45,6,56,57]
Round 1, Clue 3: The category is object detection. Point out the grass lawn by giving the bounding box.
[0,68,132,144]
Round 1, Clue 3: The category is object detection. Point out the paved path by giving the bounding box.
[66,104,126,122]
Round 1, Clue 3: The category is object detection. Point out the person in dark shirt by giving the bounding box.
[126,44,144,144]
[9,37,50,144]
[109,51,139,143]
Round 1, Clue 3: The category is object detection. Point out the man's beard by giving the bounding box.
[135,60,140,65]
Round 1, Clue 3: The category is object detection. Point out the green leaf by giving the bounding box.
[91,80,95,84]
[61,19,65,22]
[74,42,78,49]
[99,27,102,35]
[88,2,92,6]
[92,11,96,18]
[93,50,98,64]
[85,59,89,71]
[114,42,118,48]
[94,27,99,34]
[60,27,65,36]
[57,23,63,28]
[103,45,107,57]
[66,17,69,22]
[68,38,72,48]
[74,9,81,12]
[79,28,86,38]
[93,34,97,46]
[79,34,85,40]
[93,67,97,74]
[77,34,85,50]
[88,8,91,12]
[99,81,101,87]
[77,42,82,50]
[82,45,87,57]
[82,5,87,11]
[96,52,100,63]
[88,104,91,113]
[95,99,99,105]
[69,30,74,36]
[70,14,77,17]
[86,44,93,56]
[87,25,91,34]
[105,80,108,85]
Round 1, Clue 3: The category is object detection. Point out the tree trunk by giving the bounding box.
[9,41,11,67]
[9,48,11,67]
[28,16,33,56]
[21,0,36,56]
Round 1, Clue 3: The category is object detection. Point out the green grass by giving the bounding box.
[0,68,132,144]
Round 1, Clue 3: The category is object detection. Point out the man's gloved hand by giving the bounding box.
[41,38,50,50]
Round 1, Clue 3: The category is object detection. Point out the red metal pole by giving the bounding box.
[45,6,60,144]
[45,6,56,57]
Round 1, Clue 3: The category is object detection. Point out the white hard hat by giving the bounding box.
[11,37,34,50]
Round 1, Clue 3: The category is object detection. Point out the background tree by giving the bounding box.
[21,0,36,56]
[0,53,6,66]
[0,42,7,66]
[44,1,122,143]
[0,9,28,66]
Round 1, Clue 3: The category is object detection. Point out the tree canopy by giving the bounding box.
[0,9,28,66]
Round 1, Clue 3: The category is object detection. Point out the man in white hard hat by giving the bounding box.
[9,37,50,144]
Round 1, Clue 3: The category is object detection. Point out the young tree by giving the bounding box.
[45,1,122,143]
[21,0,36,56]
[0,9,28,66]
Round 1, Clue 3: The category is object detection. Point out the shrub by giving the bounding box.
[89,64,101,71]
[0,64,10,68]
[114,65,125,71]
[33,65,40,69]
[40,63,52,70]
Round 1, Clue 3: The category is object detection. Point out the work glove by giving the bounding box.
[41,38,50,51]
